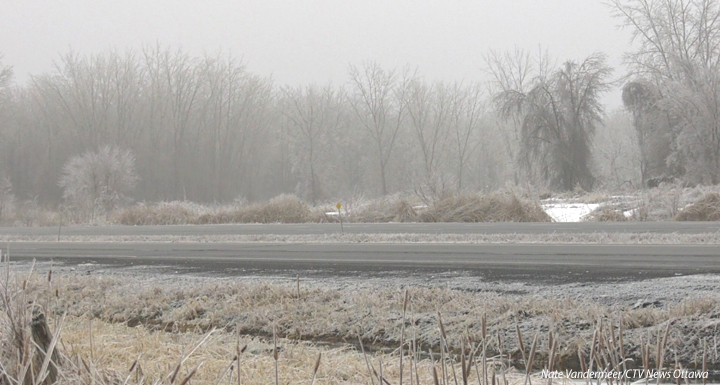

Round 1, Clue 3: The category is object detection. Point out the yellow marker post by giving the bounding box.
[336,203,344,233]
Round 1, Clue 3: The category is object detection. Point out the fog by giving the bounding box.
[1,0,718,214]
[1,0,628,106]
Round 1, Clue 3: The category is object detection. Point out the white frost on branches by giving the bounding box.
[59,146,139,220]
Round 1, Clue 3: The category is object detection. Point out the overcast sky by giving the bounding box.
[1,0,632,108]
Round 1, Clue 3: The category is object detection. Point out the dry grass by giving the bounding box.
[2,264,718,385]
[6,231,720,244]
[419,192,551,222]
[0,263,541,385]
[113,201,203,225]
[676,193,720,221]
[348,199,420,223]
[387,199,419,222]
[114,195,315,225]
[10,184,720,227]
[110,192,550,226]
[58,319,386,385]
[7,313,541,385]
[639,183,719,221]
[584,206,628,222]
[216,194,313,224]
[1,200,61,227]
[344,195,424,223]
[547,183,720,221]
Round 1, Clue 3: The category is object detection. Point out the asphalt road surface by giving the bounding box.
[3,221,720,237]
[3,242,719,283]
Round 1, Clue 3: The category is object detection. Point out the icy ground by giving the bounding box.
[542,202,600,222]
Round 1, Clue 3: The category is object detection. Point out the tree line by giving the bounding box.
[0,0,715,210]
[0,48,504,206]
[613,0,720,186]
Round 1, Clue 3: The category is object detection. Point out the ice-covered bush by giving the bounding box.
[59,146,138,221]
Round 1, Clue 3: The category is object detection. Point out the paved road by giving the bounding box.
[4,242,719,283]
[2,222,720,237]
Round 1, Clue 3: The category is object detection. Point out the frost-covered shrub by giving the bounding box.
[59,146,138,221]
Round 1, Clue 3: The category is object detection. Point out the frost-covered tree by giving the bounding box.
[593,109,643,188]
[0,57,15,221]
[621,80,677,185]
[493,53,613,191]
[279,84,344,204]
[348,62,410,196]
[611,0,720,184]
[59,146,138,220]
[0,175,13,222]
[448,82,486,191]
[485,48,551,187]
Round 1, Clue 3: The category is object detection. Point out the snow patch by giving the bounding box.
[542,203,599,222]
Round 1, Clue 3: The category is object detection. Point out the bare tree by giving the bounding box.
[197,53,273,201]
[42,51,119,149]
[106,51,146,147]
[143,45,202,198]
[348,62,409,196]
[0,55,12,125]
[404,78,451,194]
[280,84,343,204]
[448,82,485,191]
[0,56,14,187]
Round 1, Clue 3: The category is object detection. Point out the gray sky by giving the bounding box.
[1,0,631,108]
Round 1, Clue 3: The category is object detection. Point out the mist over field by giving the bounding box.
[0,0,717,220]
[3,3,720,383]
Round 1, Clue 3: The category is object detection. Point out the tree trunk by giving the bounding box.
[379,159,388,196]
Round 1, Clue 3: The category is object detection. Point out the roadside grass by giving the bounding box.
[570,183,720,221]
[583,206,628,222]
[676,193,720,221]
[114,195,317,226]
[6,232,720,244]
[418,193,550,223]
[2,264,718,384]
[4,184,720,227]
[0,200,61,227]
[111,192,549,226]
[348,195,423,223]
[538,183,720,222]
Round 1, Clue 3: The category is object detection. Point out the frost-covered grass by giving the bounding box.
[545,183,720,222]
[101,184,720,224]
[110,191,550,226]
[4,232,720,244]
[2,266,718,384]
[114,194,325,225]
[676,192,720,221]
[5,184,720,226]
